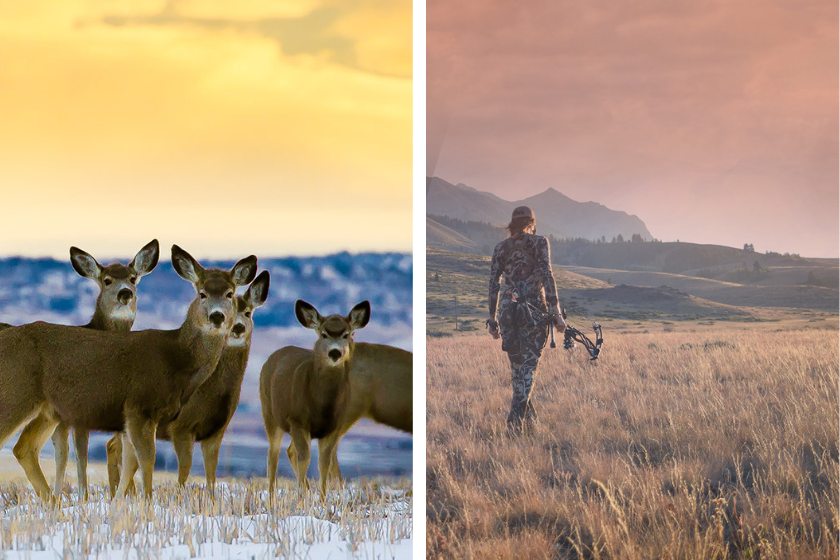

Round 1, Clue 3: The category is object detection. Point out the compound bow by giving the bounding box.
[558,309,603,361]
[507,289,604,362]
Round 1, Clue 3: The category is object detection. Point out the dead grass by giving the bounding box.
[427,326,839,559]
[0,476,411,558]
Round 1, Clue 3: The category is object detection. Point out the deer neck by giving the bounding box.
[218,343,251,382]
[312,352,353,384]
[87,306,134,333]
[177,305,229,400]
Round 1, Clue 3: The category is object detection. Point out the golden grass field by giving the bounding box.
[427,324,838,559]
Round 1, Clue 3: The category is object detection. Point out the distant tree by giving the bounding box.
[607,277,613,285]
[600,236,606,243]
[631,233,644,243]
[744,243,755,252]
[611,236,617,244]
[616,234,625,243]
[807,271,818,285]
[434,272,440,282]
[753,260,762,273]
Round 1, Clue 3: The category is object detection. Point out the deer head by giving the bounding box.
[171,245,257,336]
[70,239,160,328]
[228,271,270,347]
[295,300,370,368]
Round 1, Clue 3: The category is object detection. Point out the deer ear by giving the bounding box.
[70,247,101,280]
[348,300,371,330]
[130,239,160,277]
[171,245,203,284]
[245,271,270,308]
[295,300,322,329]
[231,255,258,286]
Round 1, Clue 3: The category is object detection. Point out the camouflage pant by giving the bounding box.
[498,297,549,434]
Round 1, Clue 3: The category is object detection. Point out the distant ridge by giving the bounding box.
[426,176,653,241]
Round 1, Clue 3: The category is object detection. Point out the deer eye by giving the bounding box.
[103,278,112,286]
[129,276,137,285]
[244,311,251,318]
[200,292,208,300]
[342,333,349,339]
[226,292,234,299]
[320,332,329,339]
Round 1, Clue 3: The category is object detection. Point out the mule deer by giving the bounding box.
[0,245,256,501]
[50,240,160,500]
[107,271,270,497]
[260,300,412,497]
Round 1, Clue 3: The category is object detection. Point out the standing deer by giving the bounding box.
[0,245,256,501]
[107,270,270,497]
[50,240,160,500]
[260,300,412,497]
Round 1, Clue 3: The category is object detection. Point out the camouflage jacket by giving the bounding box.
[489,233,559,318]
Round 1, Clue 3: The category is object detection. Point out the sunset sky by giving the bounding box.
[0,0,411,259]
[427,0,838,258]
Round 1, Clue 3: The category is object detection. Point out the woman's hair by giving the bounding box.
[504,216,536,237]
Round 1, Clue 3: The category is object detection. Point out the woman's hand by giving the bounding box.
[551,306,566,333]
[487,318,501,339]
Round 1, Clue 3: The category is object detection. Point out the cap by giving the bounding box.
[511,206,535,220]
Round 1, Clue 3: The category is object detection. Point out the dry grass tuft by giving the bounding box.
[427,327,839,559]
[0,476,411,558]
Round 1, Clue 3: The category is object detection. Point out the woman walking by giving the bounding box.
[488,206,566,434]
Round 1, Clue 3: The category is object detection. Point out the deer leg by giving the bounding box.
[171,433,194,488]
[115,433,139,499]
[106,434,122,499]
[51,423,69,500]
[289,427,311,491]
[330,442,342,483]
[200,432,224,498]
[107,434,137,497]
[266,427,284,496]
[73,429,90,500]
[287,440,299,480]
[123,415,157,499]
[318,433,341,498]
[14,411,59,502]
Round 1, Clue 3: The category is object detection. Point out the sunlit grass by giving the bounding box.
[427,326,839,559]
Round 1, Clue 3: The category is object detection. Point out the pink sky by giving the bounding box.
[427,0,838,258]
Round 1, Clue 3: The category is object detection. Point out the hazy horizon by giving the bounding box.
[427,174,836,258]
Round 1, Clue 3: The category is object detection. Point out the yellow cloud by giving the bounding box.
[173,0,320,21]
[0,0,412,257]
[329,0,412,78]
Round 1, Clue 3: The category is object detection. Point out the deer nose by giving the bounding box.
[209,312,226,328]
[231,323,246,336]
[117,288,133,305]
[328,349,342,362]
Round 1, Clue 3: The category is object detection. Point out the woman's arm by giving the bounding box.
[489,242,504,320]
[535,237,566,331]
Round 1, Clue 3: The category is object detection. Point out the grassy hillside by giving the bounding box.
[427,249,611,335]
[426,248,838,336]
[564,266,839,312]
[426,217,479,253]
[425,217,839,287]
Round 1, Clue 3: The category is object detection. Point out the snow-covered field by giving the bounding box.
[0,477,412,559]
